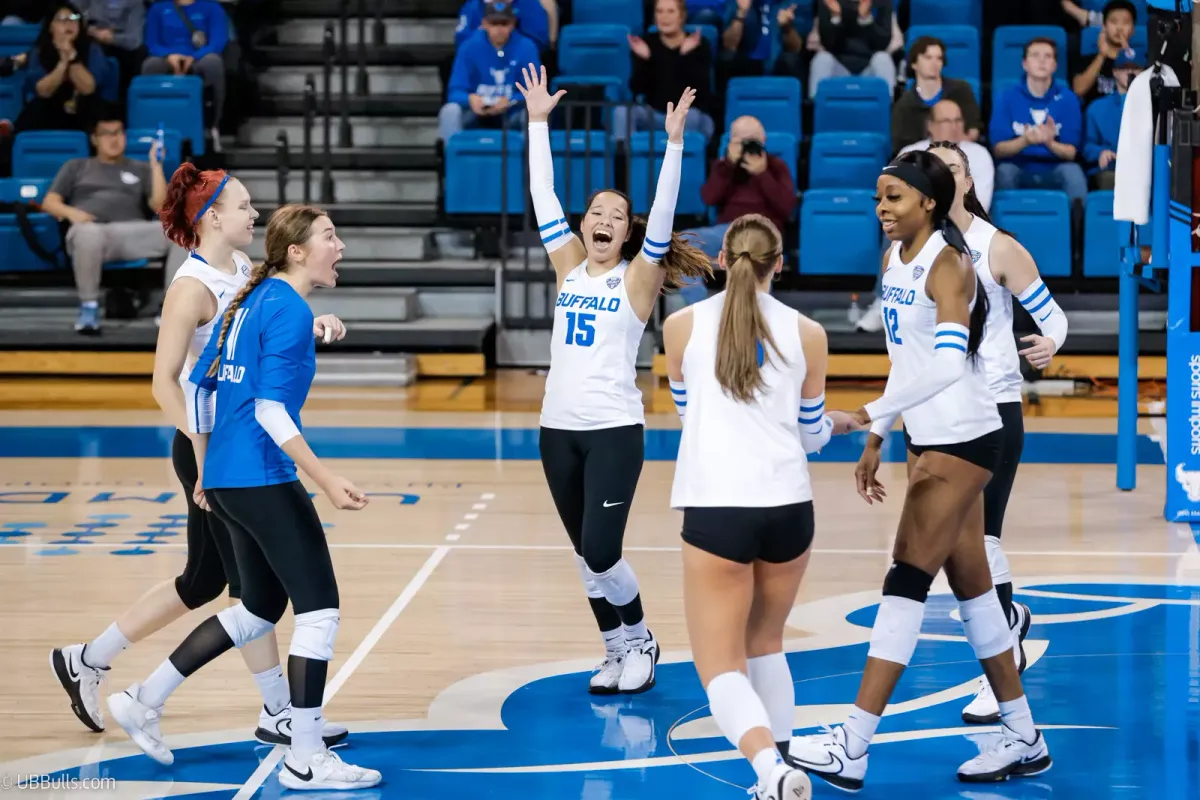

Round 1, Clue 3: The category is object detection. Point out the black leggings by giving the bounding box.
[208,481,340,624]
[984,402,1024,541]
[539,425,644,573]
[171,430,241,606]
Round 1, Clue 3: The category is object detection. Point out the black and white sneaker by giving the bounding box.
[957,730,1052,782]
[618,631,660,693]
[786,725,867,793]
[254,703,350,747]
[278,747,381,791]
[588,653,625,694]
[50,644,106,732]
[962,602,1034,724]
[755,762,813,799]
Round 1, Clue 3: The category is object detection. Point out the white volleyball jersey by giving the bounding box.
[965,216,1023,404]
[670,291,813,509]
[540,261,648,430]
[879,232,1001,446]
[170,252,252,374]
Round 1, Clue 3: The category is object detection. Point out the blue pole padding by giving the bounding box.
[1151,144,1170,269]
[1116,240,1139,491]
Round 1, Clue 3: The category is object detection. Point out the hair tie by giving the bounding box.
[192,174,230,224]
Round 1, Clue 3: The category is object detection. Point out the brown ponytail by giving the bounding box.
[160,163,229,250]
[714,214,784,403]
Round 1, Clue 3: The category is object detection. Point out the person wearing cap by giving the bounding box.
[1083,49,1142,190]
[439,0,541,143]
[1070,0,1137,107]
[454,0,553,53]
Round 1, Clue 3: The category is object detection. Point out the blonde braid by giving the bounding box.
[206,261,275,378]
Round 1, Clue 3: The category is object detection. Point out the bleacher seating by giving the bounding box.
[991,190,1073,277]
[571,0,643,33]
[444,131,527,214]
[1083,190,1121,277]
[813,76,891,139]
[808,132,889,190]
[905,25,981,81]
[12,131,89,180]
[798,190,880,276]
[0,24,37,58]
[551,130,615,214]
[125,128,184,179]
[0,178,61,273]
[127,75,206,157]
[992,26,1069,86]
[0,79,20,124]
[907,0,981,29]
[724,77,802,139]
[557,25,633,85]
[628,131,706,216]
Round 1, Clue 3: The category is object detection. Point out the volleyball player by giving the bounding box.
[664,213,856,800]
[927,141,1069,725]
[104,205,380,790]
[514,64,712,694]
[787,152,1052,788]
[51,166,348,750]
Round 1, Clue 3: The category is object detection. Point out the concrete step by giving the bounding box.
[242,226,431,263]
[279,0,458,18]
[314,353,417,386]
[275,17,457,46]
[258,65,441,95]
[239,116,438,148]
[307,287,418,322]
[238,169,438,206]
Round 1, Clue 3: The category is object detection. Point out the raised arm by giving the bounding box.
[515,64,587,286]
[991,233,1068,370]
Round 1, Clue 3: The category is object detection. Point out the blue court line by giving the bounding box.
[0,426,1168,463]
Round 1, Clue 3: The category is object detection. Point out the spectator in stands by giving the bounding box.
[456,0,553,52]
[1084,50,1142,189]
[772,3,813,89]
[615,0,715,142]
[898,99,993,211]
[808,0,894,99]
[1071,0,1137,107]
[438,1,540,143]
[40,112,185,334]
[17,5,107,134]
[891,35,982,154]
[75,0,147,100]
[141,0,230,152]
[989,37,1087,205]
[719,0,775,81]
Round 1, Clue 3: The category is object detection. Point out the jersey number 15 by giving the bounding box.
[564,311,596,347]
[884,306,903,345]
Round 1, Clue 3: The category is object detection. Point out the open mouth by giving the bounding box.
[592,230,612,246]
[880,220,897,234]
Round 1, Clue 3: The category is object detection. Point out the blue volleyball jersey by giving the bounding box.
[189,278,316,489]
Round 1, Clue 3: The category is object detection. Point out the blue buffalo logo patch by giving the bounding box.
[970,249,982,264]
[241,263,251,277]
[606,275,622,290]
[912,265,925,281]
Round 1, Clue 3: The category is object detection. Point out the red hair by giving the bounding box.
[159,163,229,250]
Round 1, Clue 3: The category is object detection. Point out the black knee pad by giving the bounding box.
[882,561,935,603]
[175,572,227,610]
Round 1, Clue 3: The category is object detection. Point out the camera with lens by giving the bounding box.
[740,139,765,157]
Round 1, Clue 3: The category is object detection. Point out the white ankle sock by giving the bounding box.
[998,695,1036,743]
[253,665,290,715]
[747,653,795,743]
[602,628,625,657]
[623,620,649,643]
[289,706,324,763]
[752,747,783,788]
[85,623,130,669]
[843,706,880,759]
[139,660,185,709]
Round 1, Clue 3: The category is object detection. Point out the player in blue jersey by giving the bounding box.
[105,204,381,791]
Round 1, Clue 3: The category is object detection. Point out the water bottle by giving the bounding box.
[155,122,165,159]
[848,293,863,326]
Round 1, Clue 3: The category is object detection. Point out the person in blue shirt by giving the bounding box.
[104,205,381,792]
[439,1,540,142]
[455,0,553,52]
[1084,50,1142,190]
[141,0,230,149]
[989,37,1088,205]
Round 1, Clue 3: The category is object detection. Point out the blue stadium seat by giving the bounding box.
[0,76,21,124]
[717,131,799,184]
[990,190,1072,277]
[0,177,49,204]
[1079,25,1148,57]
[905,25,980,81]
[808,133,889,190]
[725,76,802,139]
[0,24,37,58]
[799,190,881,276]
[125,128,184,180]
[127,75,206,156]
[1083,190,1120,277]
[551,130,615,214]
[99,55,120,103]
[12,131,89,179]
[0,178,61,273]
[557,25,632,84]
[992,26,1069,86]
[571,0,643,33]
[628,131,706,216]
[908,0,981,28]
[444,130,526,214]
[550,74,630,105]
[812,76,891,138]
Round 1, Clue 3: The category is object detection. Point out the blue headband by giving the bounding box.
[192,174,230,223]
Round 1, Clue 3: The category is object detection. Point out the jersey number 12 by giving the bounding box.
[564,312,596,347]
[884,307,903,345]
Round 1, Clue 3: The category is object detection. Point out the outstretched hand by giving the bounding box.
[663,86,697,143]
[515,63,566,123]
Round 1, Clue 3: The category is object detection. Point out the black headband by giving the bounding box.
[881,161,935,199]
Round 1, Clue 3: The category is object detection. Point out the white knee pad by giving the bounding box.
[985,535,1012,585]
[706,670,771,750]
[589,559,640,607]
[574,553,604,600]
[217,603,275,649]
[959,590,1011,661]
[291,609,340,661]
[867,595,925,666]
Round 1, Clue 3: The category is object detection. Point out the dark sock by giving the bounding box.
[776,740,790,759]
[588,595,622,634]
[168,616,235,676]
[288,655,329,708]
[996,582,1014,627]
[614,594,644,628]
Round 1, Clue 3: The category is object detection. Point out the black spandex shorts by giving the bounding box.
[681,502,814,565]
[982,402,1024,540]
[903,425,1004,473]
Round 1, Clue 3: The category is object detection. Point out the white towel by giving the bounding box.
[1114,64,1179,224]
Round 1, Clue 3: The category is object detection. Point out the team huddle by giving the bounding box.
[46,63,1069,798]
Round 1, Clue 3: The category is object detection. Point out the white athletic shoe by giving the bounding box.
[278,747,382,791]
[755,762,813,799]
[617,631,660,693]
[254,703,351,747]
[957,730,1052,782]
[50,644,106,732]
[962,602,1034,724]
[107,683,172,766]
[786,726,867,793]
[589,654,625,694]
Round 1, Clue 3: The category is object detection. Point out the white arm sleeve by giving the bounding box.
[254,398,300,447]
[528,121,573,253]
[640,140,684,264]
[181,377,214,434]
[1016,278,1068,353]
[863,323,969,421]
[798,393,833,454]
[670,379,687,418]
